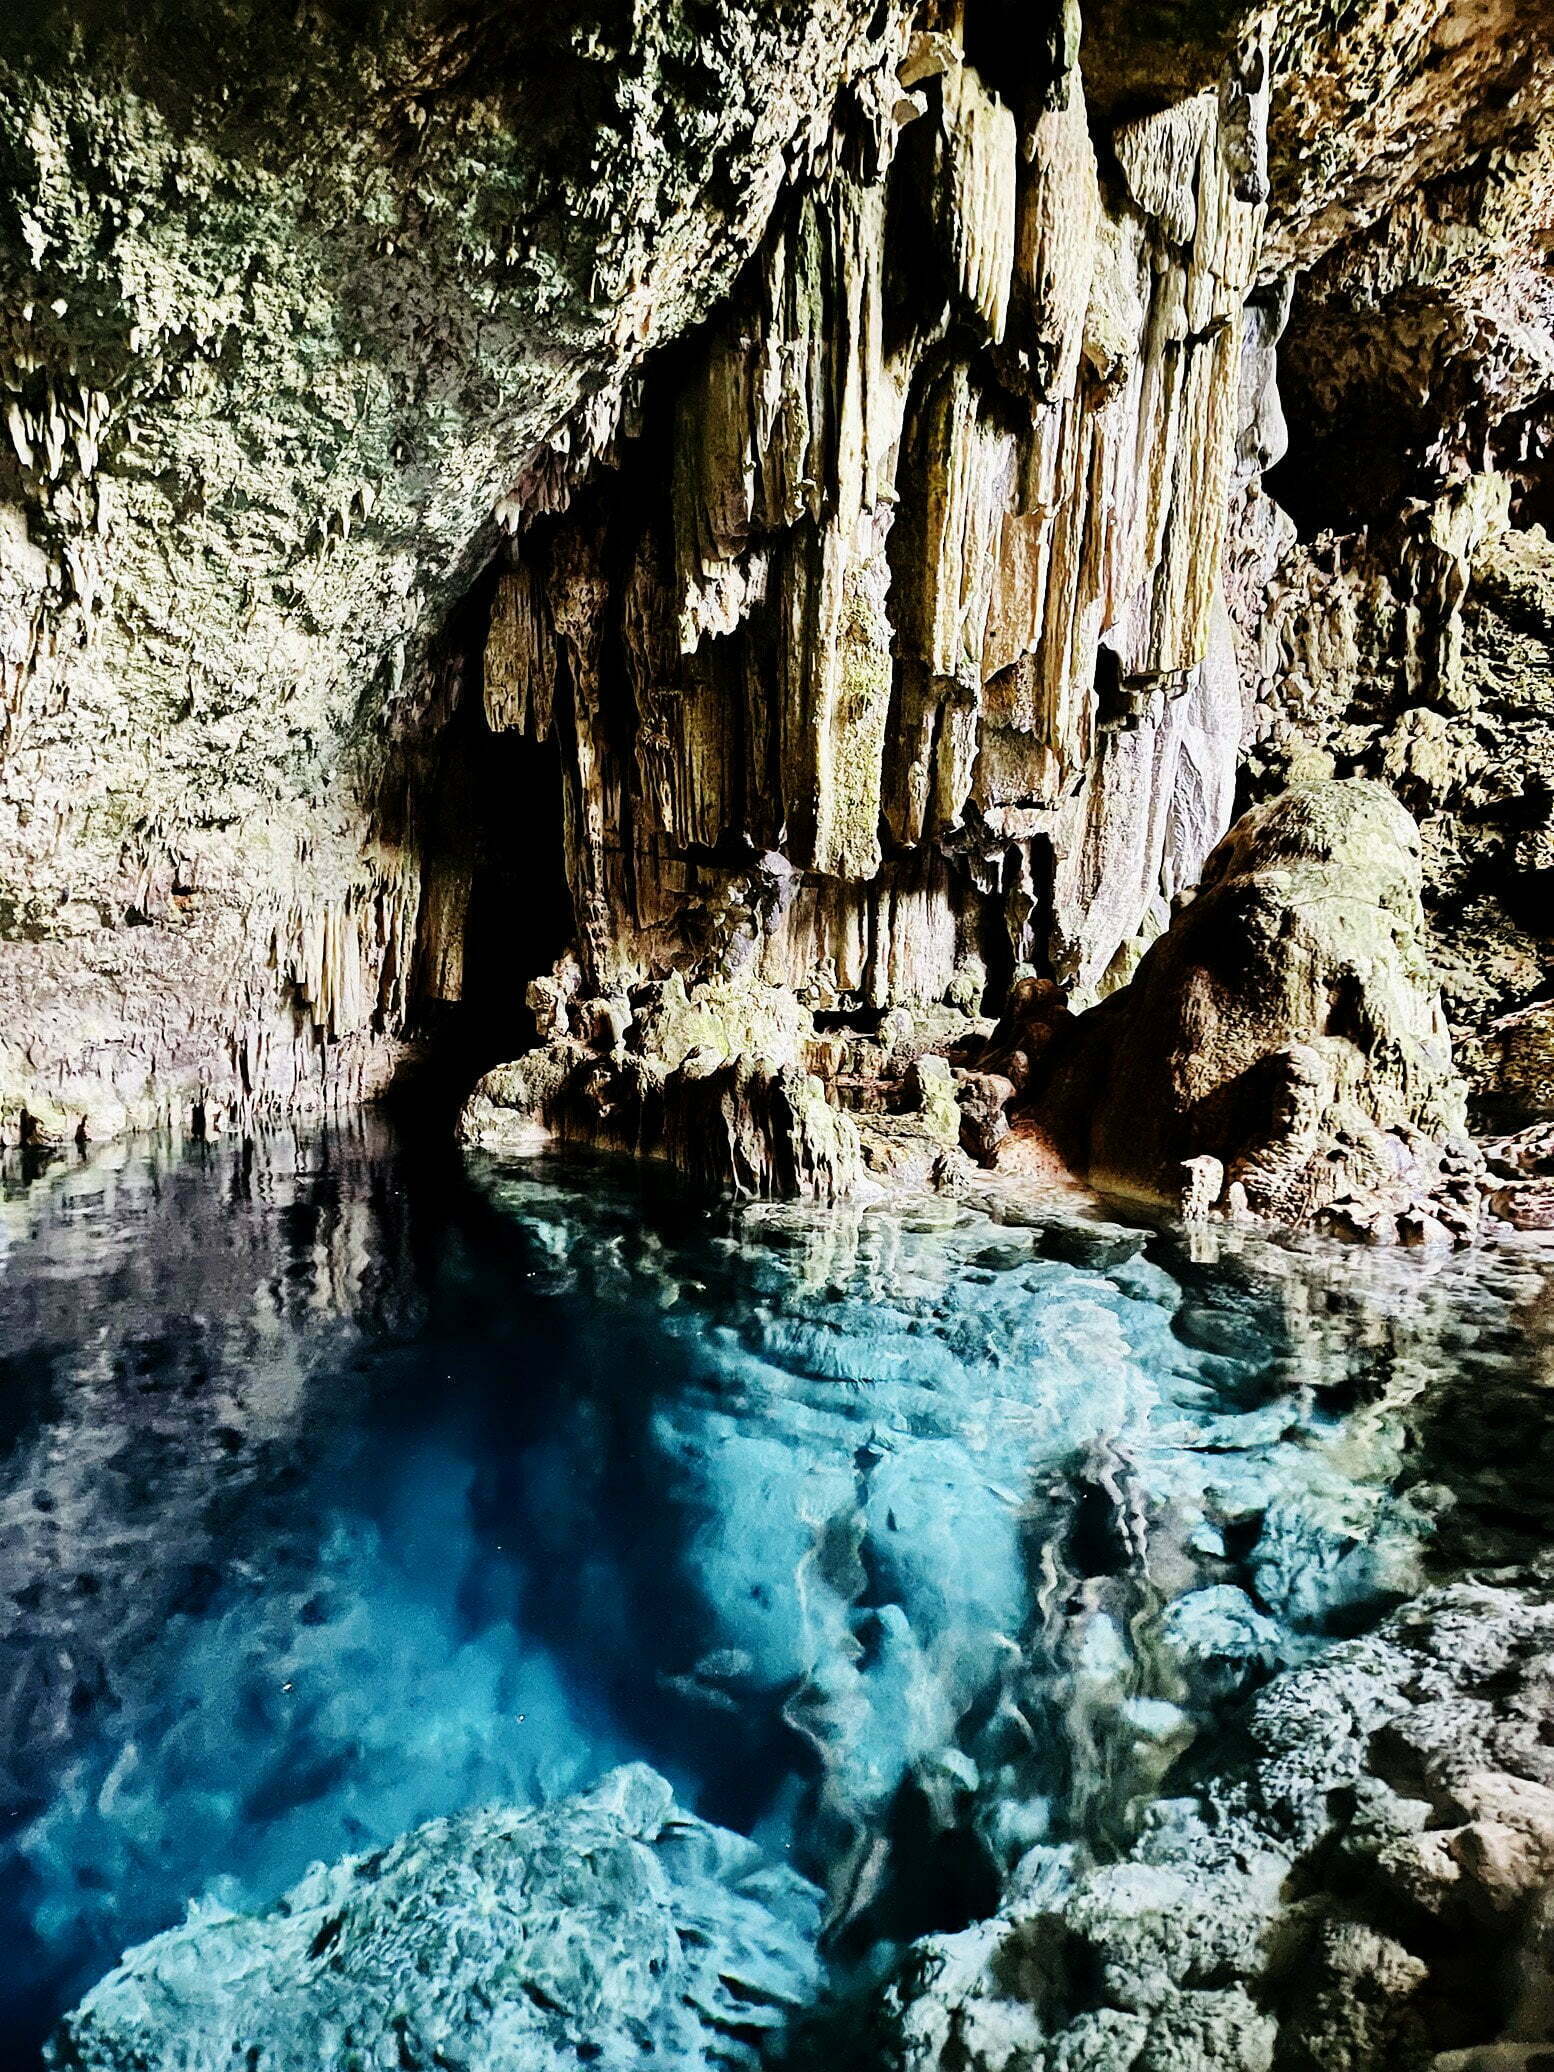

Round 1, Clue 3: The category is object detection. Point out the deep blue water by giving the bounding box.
[1,1125,1552,2063]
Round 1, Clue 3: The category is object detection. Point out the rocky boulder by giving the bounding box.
[1481,1121,1554,1233]
[460,975,861,1201]
[1043,780,1481,1242]
[879,1574,1554,2071]
[1468,1000,1554,1135]
[47,1765,822,2072]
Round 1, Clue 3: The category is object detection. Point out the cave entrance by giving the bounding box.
[397,697,574,1126]
[461,728,573,1062]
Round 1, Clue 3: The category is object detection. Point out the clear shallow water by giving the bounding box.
[1,1125,1553,2063]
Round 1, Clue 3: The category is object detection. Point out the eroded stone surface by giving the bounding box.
[1033,780,1482,1242]
[3,0,1548,1152]
[46,1764,822,2072]
[0,0,912,1138]
[879,1575,1554,2071]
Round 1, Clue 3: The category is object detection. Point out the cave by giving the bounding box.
[400,692,574,1120]
[2,1,1554,2068]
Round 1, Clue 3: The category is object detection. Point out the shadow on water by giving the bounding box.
[0,1120,1552,2063]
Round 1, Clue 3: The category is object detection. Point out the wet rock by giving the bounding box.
[1042,780,1481,1242]
[880,1574,1554,2071]
[1037,1219,1148,1272]
[957,1069,1016,1163]
[664,1050,861,1201]
[1158,1586,1281,1706]
[47,1765,822,2072]
[463,1000,862,1203]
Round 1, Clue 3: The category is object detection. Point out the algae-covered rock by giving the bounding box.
[1048,780,1480,1240]
[663,1049,862,1201]
[47,1765,821,2072]
[460,975,861,1199]
[630,974,813,1073]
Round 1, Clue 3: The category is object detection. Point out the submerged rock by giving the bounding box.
[47,1765,821,2072]
[880,1573,1554,2070]
[1044,780,1482,1242]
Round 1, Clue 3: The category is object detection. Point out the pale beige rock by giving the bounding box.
[1048,780,1478,1238]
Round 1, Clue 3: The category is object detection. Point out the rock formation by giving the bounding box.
[879,1573,1554,2071]
[5,10,1554,2065]
[468,17,1265,1031]
[46,1764,822,2072]
[0,0,916,1137]
[0,0,1547,1172]
[1483,1121,1554,1234]
[461,982,867,1202]
[1032,779,1484,1242]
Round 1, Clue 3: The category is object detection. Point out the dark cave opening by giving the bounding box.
[393,691,573,1129]
[979,856,1019,1012]
[1261,369,1421,540]
[461,726,573,1055]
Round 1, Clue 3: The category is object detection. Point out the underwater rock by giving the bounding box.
[11,1123,1554,2062]
[1043,780,1482,1241]
[46,1765,821,2072]
[880,1573,1554,2070]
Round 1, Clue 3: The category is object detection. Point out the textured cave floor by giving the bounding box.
[0,1122,1552,2065]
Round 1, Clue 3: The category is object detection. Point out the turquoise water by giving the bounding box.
[1,1125,1551,2062]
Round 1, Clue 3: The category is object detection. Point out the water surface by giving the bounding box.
[1,1124,1551,2062]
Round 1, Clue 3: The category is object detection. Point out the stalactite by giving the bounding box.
[464,16,1270,1046]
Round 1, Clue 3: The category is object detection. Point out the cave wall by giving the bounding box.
[449,0,1554,1077]
[0,0,914,1136]
[1243,80,1554,1123]
[463,21,1267,1030]
[0,0,1549,1140]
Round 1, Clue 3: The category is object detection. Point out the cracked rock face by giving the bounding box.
[0,0,909,1137]
[879,1574,1554,2072]
[0,3,1550,1163]
[1242,492,1554,1129]
[0,0,1546,1154]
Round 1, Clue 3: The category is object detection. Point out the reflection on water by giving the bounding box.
[0,1124,1551,2062]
